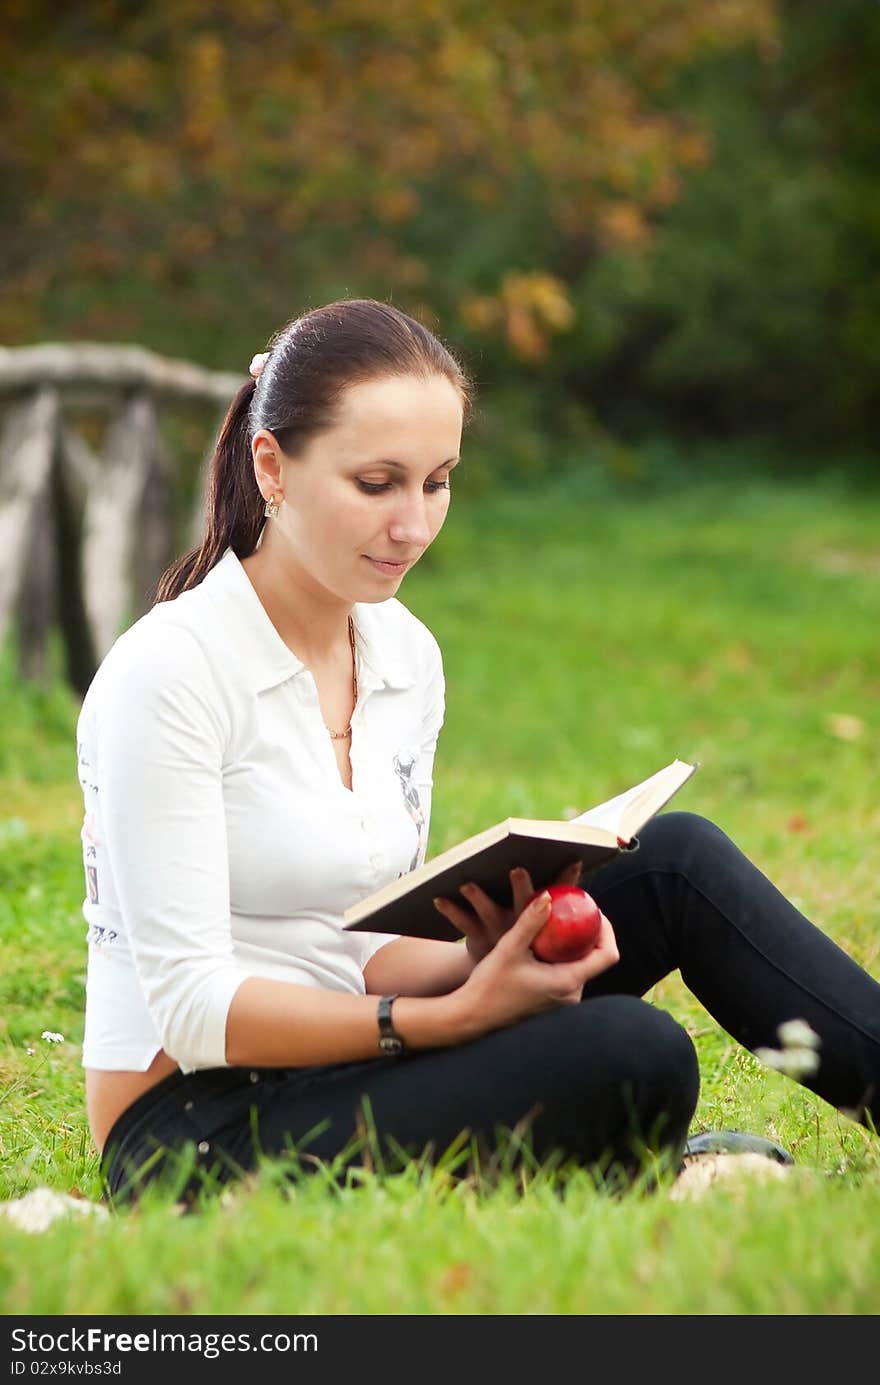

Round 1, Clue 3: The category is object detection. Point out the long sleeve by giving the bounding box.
[90,621,248,1070]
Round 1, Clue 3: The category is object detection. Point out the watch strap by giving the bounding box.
[377,993,404,1056]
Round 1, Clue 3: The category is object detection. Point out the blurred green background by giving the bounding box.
[3,0,878,481]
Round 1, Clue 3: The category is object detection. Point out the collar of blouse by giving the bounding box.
[198,548,417,697]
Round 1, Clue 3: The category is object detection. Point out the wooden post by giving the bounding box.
[15,493,58,684]
[81,394,163,660]
[131,436,175,616]
[55,424,99,697]
[0,388,60,675]
[187,404,227,547]
[0,343,241,694]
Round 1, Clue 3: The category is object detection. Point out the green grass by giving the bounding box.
[2,461,879,1314]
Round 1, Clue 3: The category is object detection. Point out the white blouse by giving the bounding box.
[76,548,445,1073]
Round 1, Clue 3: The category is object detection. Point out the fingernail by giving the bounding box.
[460,883,474,895]
[537,890,551,909]
[433,898,446,912]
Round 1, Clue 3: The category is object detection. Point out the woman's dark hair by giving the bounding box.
[154,298,473,603]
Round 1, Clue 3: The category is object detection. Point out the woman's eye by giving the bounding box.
[356,478,451,495]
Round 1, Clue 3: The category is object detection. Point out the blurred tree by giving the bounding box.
[5,1,876,458]
[0,1,773,364]
[559,0,880,449]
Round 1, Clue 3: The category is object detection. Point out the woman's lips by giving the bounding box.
[365,556,411,575]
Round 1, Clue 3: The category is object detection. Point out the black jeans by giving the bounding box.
[101,813,880,1204]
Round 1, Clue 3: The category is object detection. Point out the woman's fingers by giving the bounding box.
[571,913,620,981]
[554,859,584,888]
[527,913,620,1001]
[503,889,552,949]
[506,860,583,919]
[509,866,535,916]
[433,896,481,942]
[507,859,583,918]
[458,880,506,932]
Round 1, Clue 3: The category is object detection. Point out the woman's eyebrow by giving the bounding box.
[367,457,461,472]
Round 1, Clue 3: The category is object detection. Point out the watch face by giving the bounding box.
[379,1035,403,1055]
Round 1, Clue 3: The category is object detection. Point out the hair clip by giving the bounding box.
[249,352,270,380]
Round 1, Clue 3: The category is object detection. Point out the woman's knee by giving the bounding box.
[613,1002,699,1161]
[551,997,700,1161]
[635,810,735,875]
[599,997,698,1108]
[549,997,700,1128]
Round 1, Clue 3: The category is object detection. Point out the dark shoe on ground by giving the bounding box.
[682,1129,795,1165]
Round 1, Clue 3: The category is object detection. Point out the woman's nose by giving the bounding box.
[388,494,432,546]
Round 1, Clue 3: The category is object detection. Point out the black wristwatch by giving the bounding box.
[377,994,405,1056]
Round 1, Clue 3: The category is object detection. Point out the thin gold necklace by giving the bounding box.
[326,615,357,741]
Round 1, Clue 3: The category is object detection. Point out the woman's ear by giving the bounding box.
[251,429,285,505]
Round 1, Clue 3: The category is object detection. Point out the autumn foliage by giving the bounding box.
[3,1,877,453]
[1,1,775,356]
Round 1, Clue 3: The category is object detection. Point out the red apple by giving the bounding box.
[529,884,602,963]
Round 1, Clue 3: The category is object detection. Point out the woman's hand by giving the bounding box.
[433,860,585,964]
[447,887,620,1041]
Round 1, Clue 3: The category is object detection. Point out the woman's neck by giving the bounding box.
[240,540,352,667]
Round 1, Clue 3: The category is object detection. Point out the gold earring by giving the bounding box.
[264,495,280,518]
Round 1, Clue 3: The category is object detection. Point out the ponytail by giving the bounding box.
[153,380,265,604]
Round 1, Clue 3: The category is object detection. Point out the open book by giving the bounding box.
[344,758,698,941]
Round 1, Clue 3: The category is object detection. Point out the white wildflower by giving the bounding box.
[41,1031,64,1045]
[777,1018,820,1051]
[25,1047,35,1056]
[754,1046,820,1079]
[755,1018,821,1081]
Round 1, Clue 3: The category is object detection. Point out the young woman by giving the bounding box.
[77,299,880,1204]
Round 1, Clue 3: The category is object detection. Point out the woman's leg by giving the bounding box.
[250,998,699,1177]
[583,811,880,1128]
[103,998,699,1202]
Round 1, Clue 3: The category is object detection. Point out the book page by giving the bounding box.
[343,762,696,933]
[572,761,695,839]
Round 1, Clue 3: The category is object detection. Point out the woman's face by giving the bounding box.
[253,373,463,605]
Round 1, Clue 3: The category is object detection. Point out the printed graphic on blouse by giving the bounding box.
[392,747,426,874]
[79,800,115,944]
[81,811,99,904]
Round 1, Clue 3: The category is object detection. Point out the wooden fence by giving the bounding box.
[0,344,241,697]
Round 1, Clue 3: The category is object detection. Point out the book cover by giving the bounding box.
[344,758,698,942]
